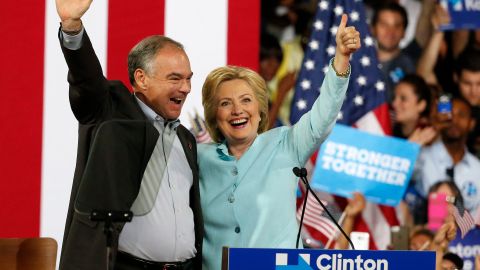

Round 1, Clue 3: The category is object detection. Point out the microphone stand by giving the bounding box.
[296,182,309,248]
[293,167,355,250]
[90,210,133,270]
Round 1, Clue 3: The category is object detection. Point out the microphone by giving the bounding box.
[293,167,307,178]
[293,167,356,250]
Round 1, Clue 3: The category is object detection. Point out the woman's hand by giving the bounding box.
[408,126,437,146]
[431,4,450,31]
[334,14,361,73]
[345,192,366,218]
[432,219,457,251]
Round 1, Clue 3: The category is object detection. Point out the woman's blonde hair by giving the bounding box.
[202,66,269,142]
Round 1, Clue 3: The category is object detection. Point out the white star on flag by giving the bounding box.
[309,40,319,50]
[301,79,311,90]
[305,60,315,70]
[354,95,364,106]
[375,81,385,91]
[350,11,359,22]
[364,36,374,47]
[360,56,370,66]
[334,5,344,16]
[337,111,343,120]
[296,99,307,110]
[322,65,329,74]
[357,75,367,86]
[319,0,329,10]
[330,26,338,36]
[313,20,323,31]
[327,46,335,56]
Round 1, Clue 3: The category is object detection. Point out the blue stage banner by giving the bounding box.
[224,248,435,270]
[439,0,480,30]
[448,227,480,270]
[311,124,420,206]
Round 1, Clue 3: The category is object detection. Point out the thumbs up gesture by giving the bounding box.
[336,14,361,56]
[333,14,361,74]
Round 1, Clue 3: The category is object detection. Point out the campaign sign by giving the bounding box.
[223,248,435,270]
[311,124,420,206]
[439,0,480,30]
[448,227,480,270]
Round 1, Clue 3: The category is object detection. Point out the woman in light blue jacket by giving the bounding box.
[198,14,361,270]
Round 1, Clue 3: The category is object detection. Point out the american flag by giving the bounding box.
[452,197,475,238]
[290,0,398,250]
[189,111,212,144]
[476,208,480,226]
[296,197,342,247]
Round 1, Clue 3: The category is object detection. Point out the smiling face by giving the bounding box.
[458,70,480,106]
[372,10,405,52]
[134,44,193,120]
[392,82,426,124]
[215,79,261,147]
[441,99,475,143]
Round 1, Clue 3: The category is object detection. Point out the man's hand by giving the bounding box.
[334,14,361,74]
[56,0,93,32]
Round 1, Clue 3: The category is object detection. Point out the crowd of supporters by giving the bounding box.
[260,0,480,269]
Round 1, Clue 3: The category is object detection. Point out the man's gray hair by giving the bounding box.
[127,35,184,86]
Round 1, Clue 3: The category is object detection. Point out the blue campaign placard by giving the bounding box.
[311,124,420,206]
[439,0,480,30]
[448,227,480,270]
[225,248,435,270]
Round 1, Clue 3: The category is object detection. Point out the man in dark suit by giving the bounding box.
[56,0,202,269]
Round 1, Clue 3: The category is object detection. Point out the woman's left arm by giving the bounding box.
[287,14,361,164]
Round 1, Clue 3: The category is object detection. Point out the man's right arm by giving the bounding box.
[61,27,84,50]
[57,0,110,123]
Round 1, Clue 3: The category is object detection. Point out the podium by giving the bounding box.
[222,247,435,270]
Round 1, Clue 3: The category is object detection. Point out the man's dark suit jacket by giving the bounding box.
[58,30,203,270]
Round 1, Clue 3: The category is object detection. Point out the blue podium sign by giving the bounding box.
[448,227,480,270]
[222,248,435,270]
[439,0,480,30]
[311,124,420,206]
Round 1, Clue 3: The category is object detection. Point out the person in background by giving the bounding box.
[392,74,436,225]
[413,96,480,216]
[263,7,313,128]
[198,15,360,270]
[392,74,436,145]
[370,2,416,102]
[409,227,435,250]
[455,49,480,158]
[416,3,455,91]
[441,252,464,270]
[259,33,296,128]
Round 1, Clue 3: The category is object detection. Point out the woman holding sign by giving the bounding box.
[198,15,360,270]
